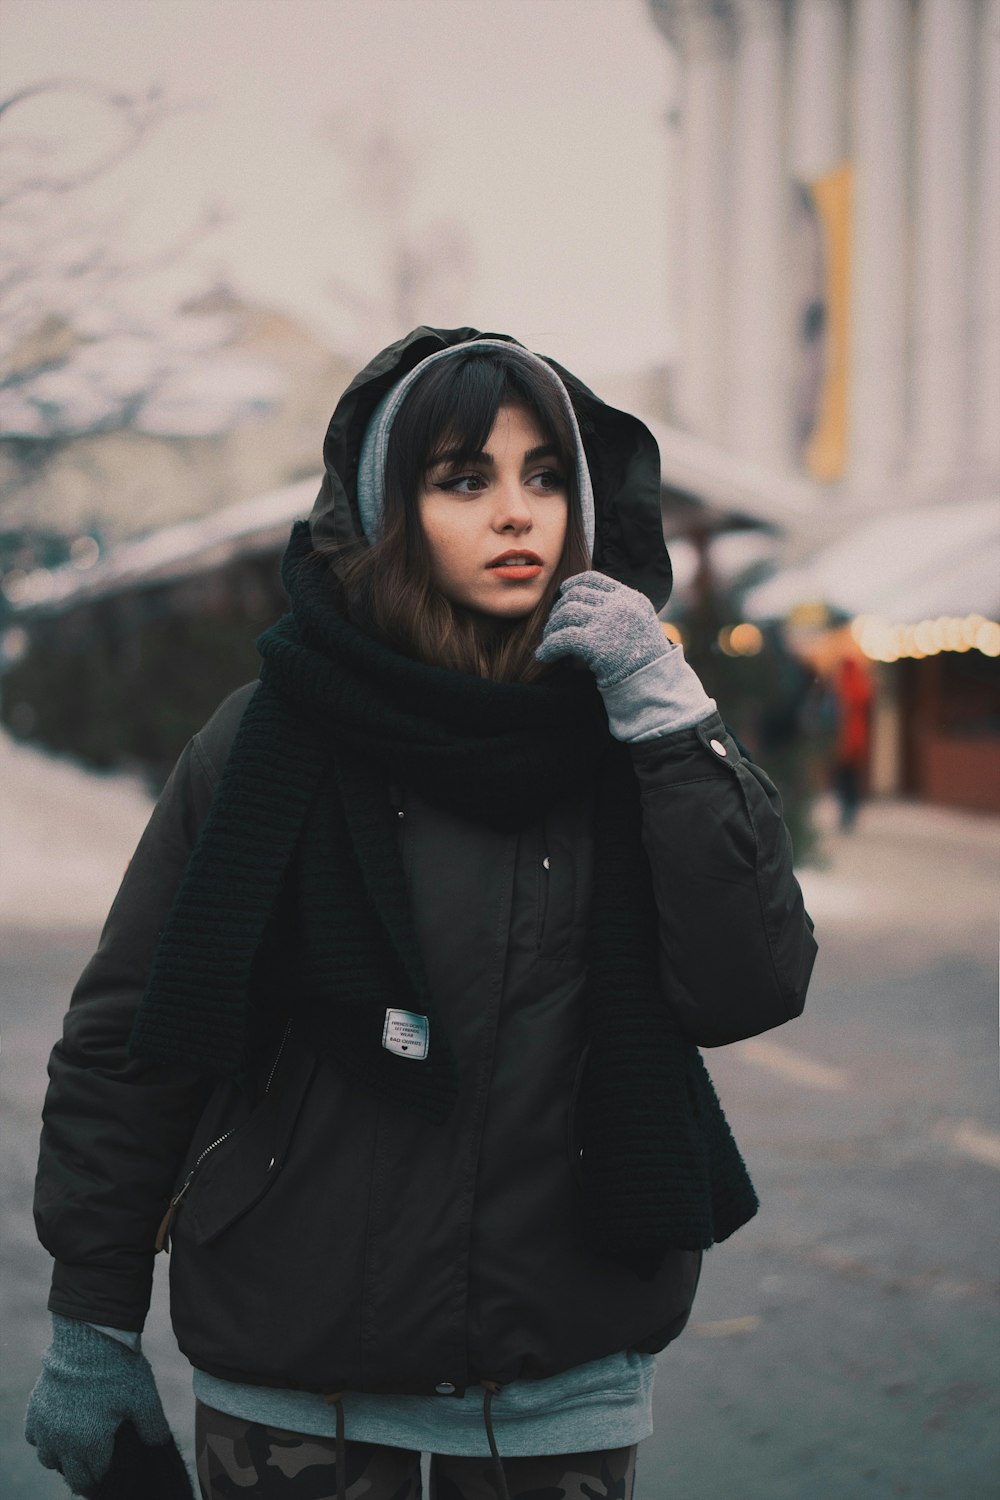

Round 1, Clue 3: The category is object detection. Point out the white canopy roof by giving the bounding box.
[11,476,319,614]
[743,496,1000,623]
[645,418,821,529]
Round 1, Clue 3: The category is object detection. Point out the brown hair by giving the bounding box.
[327,347,591,681]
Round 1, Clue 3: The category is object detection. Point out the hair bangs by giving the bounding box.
[392,349,577,494]
[420,360,511,473]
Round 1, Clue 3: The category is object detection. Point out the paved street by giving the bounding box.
[639,799,999,1498]
[2,775,998,1499]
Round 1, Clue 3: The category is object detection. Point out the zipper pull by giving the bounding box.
[155,1172,193,1253]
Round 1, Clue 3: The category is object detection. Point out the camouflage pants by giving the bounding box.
[196,1401,638,1499]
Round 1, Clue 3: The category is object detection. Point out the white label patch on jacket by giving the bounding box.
[382,1009,429,1060]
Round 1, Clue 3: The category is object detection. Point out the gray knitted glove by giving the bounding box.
[537,571,716,741]
[25,1315,171,1496]
[536,571,668,687]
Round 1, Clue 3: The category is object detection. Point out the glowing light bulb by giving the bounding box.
[913,620,941,654]
[729,622,764,656]
[975,621,1000,657]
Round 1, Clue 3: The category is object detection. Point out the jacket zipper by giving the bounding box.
[263,1018,291,1094]
[154,1021,292,1253]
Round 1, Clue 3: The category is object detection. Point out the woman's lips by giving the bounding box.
[487,551,544,580]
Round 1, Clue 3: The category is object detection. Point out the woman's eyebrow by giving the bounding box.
[428,442,560,469]
[430,447,492,468]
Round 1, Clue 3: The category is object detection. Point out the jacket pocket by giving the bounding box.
[170,1037,316,1248]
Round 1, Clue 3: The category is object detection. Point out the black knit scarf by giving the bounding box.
[132,521,757,1260]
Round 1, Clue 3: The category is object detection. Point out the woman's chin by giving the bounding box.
[456,591,543,625]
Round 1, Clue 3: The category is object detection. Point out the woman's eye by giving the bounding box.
[437,473,487,494]
[531,469,565,492]
[449,471,488,495]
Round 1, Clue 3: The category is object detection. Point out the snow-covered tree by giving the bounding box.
[0,80,280,462]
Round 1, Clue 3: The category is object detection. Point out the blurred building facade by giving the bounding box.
[648,0,1000,813]
[648,0,999,491]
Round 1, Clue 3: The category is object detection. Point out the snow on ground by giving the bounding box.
[0,729,153,930]
[797,792,999,964]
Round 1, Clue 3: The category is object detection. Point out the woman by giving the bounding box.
[26,327,816,1500]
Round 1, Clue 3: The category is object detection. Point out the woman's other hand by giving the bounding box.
[25,1315,181,1497]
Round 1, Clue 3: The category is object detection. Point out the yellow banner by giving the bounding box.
[804,163,852,481]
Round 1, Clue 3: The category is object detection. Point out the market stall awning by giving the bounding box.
[743,496,1000,623]
[6,475,319,616]
[644,418,821,532]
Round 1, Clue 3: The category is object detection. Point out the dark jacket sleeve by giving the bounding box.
[631,710,816,1047]
[33,686,254,1330]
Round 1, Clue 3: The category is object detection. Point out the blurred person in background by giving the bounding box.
[749,624,827,863]
[831,654,873,832]
[25,328,816,1500]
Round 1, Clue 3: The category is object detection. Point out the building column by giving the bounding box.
[673,0,734,445]
[970,0,1000,475]
[911,0,976,481]
[787,0,848,181]
[729,0,788,467]
[848,0,910,490]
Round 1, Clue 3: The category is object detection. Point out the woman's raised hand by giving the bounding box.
[537,571,716,742]
[535,571,670,688]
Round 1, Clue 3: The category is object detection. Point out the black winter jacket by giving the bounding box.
[34,328,816,1396]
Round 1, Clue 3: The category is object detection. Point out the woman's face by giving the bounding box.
[418,403,569,621]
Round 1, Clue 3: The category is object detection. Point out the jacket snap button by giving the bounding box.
[710,738,727,758]
[397,810,405,820]
[542,856,550,870]
[435,1381,456,1395]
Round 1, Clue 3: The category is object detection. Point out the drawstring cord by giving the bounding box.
[324,1390,347,1500]
[481,1381,511,1500]
[325,1382,509,1500]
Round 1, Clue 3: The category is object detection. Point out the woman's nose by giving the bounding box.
[493,480,533,531]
